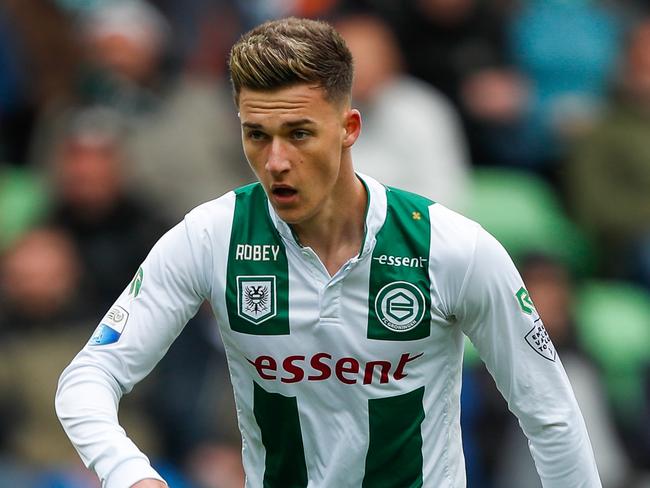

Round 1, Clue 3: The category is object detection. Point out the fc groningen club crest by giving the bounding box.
[375,281,426,332]
[237,275,277,324]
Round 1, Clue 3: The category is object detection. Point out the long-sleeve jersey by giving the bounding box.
[56,174,601,488]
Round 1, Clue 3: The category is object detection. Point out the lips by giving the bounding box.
[271,184,297,197]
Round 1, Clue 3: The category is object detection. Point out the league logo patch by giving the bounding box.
[516,287,536,315]
[89,305,130,346]
[237,275,277,325]
[525,318,556,362]
[375,281,426,332]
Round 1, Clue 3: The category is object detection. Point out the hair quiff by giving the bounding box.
[228,17,353,105]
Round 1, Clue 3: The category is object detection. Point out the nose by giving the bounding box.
[265,138,291,176]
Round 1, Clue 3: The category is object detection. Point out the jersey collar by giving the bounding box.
[266,172,388,259]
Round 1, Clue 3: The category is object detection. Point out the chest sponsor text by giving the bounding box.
[247,351,424,386]
[373,254,427,268]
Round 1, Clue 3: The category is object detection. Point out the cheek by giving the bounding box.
[242,144,263,172]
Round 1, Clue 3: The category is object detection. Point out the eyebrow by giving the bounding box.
[241,118,317,129]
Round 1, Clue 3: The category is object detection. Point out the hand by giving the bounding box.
[131,479,167,488]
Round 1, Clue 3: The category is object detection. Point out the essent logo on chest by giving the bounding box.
[373,254,427,268]
[247,351,424,386]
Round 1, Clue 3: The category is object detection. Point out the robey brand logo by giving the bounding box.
[235,244,280,261]
[247,352,424,385]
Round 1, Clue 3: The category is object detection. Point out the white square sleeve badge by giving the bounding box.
[89,305,130,345]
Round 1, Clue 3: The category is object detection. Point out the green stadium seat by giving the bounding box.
[574,280,650,420]
[0,167,48,251]
[465,168,594,275]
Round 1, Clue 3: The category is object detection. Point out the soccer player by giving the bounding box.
[56,17,601,488]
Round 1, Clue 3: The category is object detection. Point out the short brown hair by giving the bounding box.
[228,17,353,105]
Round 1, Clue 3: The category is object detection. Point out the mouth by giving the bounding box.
[270,185,298,202]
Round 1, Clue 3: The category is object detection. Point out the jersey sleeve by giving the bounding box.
[55,213,212,488]
[456,227,602,488]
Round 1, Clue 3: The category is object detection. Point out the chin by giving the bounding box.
[273,204,315,225]
[275,208,304,224]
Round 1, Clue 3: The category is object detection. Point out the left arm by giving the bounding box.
[457,227,601,488]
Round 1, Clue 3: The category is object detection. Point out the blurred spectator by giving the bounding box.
[0,227,159,485]
[47,106,169,310]
[81,0,251,216]
[233,0,342,27]
[506,0,622,170]
[375,0,510,106]
[566,18,650,288]
[0,7,30,165]
[573,279,650,478]
[462,253,636,487]
[168,1,241,80]
[76,0,172,114]
[124,76,250,222]
[459,65,541,169]
[146,306,244,488]
[489,254,631,488]
[0,0,81,166]
[336,13,470,210]
[28,1,251,223]
[0,228,87,333]
[0,228,97,482]
[367,0,539,170]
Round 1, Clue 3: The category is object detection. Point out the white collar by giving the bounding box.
[266,172,387,259]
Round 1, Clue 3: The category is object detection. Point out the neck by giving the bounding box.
[292,162,367,276]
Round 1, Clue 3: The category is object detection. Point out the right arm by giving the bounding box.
[55,215,212,487]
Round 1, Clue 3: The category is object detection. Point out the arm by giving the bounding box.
[132,481,167,488]
[457,228,601,487]
[55,215,212,488]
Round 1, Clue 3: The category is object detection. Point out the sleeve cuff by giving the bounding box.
[103,458,166,488]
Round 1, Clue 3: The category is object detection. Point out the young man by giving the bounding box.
[56,17,601,488]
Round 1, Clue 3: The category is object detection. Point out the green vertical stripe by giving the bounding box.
[363,386,425,488]
[254,382,308,488]
[226,183,290,335]
[368,187,433,340]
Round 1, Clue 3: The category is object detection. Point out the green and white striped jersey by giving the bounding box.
[56,174,601,488]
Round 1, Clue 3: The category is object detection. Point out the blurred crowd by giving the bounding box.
[1,0,650,487]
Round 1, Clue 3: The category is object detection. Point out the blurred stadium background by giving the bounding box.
[1,0,649,487]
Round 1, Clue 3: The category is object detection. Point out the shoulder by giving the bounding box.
[183,189,239,233]
[181,183,270,247]
[429,204,511,278]
[427,204,486,311]
[430,206,482,275]
[429,203,482,258]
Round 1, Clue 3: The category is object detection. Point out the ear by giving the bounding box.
[342,109,362,148]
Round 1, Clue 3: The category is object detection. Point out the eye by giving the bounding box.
[246,130,267,141]
[291,129,311,140]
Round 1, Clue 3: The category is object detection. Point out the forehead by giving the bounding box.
[238,84,340,126]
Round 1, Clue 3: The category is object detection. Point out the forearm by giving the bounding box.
[520,396,601,487]
[55,362,165,488]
